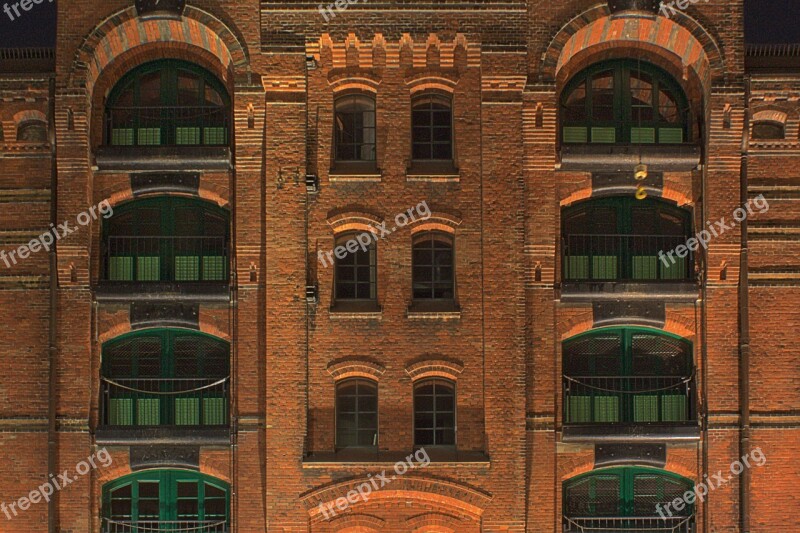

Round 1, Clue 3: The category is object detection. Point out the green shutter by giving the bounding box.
[661,256,687,280]
[176,127,201,145]
[591,127,616,143]
[137,128,161,145]
[565,256,589,280]
[661,394,687,422]
[204,127,227,145]
[108,257,133,281]
[136,398,161,425]
[592,256,618,279]
[136,256,161,281]
[111,128,134,146]
[634,395,660,422]
[632,256,658,280]
[109,398,134,426]
[203,397,226,425]
[659,127,684,144]
[175,256,200,281]
[563,126,588,143]
[174,398,200,425]
[202,256,226,281]
[567,396,592,423]
[593,396,619,423]
[630,127,656,144]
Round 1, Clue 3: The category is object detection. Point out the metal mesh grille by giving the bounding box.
[564,333,623,375]
[631,334,690,375]
[565,475,621,517]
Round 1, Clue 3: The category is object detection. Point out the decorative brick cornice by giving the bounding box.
[327,358,386,381]
[308,33,478,70]
[405,359,464,382]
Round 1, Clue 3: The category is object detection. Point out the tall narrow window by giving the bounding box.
[414,379,456,446]
[412,95,453,161]
[334,233,377,302]
[336,379,378,449]
[334,94,376,162]
[412,232,454,301]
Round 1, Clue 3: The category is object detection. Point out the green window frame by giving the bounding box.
[564,467,695,519]
[560,59,690,145]
[101,328,230,427]
[103,196,229,283]
[563,327,694,424]
[105,59,230,147]
[562,196,692,281]
[102,470,229,529]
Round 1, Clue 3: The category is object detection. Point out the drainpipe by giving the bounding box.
[47,76,58,533]
[229,86,239,533]
[700,95,710,533]
[739,76,752,533]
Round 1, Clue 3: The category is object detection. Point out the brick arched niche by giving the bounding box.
[302,476,492,524]
[543,5,724,106]
[68,5,249,148]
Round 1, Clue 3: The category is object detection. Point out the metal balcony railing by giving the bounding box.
[562,234,693,282]
[100,378,229,428]
[563,375,695,425]
[563,515,694,532]
[104,105,230,147]
[102,236,228,283]
[102,519,228,532]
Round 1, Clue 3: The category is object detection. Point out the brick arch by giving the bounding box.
[405,358,464,382]
[327,513,384,532]
[752,109,789,125]
[407,511,466,531]
[98,465,231,487]
[99,188,230,211]
[560,186,692,209]
[327,358,386,381]
[98,321,231,345]
[12,109,46,126]
[561,461,695,484]
[408,211,462,236]
[327,209,384,235]
[543,6,723,99]
[69,5,248,94]
[302,476,492,523]
[559,319,694,342]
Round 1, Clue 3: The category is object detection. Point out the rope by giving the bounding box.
[101,377,228,395]
[563,373,695,394]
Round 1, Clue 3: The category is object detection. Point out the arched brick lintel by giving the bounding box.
[327,513,385,532]
[97,320,232,345]
[302,477,492,523]
[561,459,696,484]
[405,359,465,381]
[543,6,723,99]
[560,319,695,343]
[69,5,249,94]
[559,187,693,211]
[327,358,387,381]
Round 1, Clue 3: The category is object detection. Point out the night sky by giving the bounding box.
[0,1,798,49]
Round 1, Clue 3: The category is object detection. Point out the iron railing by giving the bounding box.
[563,375,695,425]
[102,519,228,532]
[563,515,694,532]
[100,377,229,428]
[102,236,228,283]
[104,105,230,147]
[562,234,693,282]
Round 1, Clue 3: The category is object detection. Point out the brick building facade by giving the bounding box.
[0,0,797,531]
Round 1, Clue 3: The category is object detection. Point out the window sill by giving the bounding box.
[559,281,699,302]
[95,426,230,446]
[558,143,701,172]
[95,145,232,171]
[329,162,381,182]
[95,281,230,303]
[562,422,700,443]
[329,301,382,319]
[406,301,461,319]
[406,161,460,182]
[302,449,489,467]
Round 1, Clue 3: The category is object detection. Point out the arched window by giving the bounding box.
[562,327,694,425]
[412,232,455,301]
[100,329,230,428]
[562,197,692,281]
[102,470,229,531]
[336,379,378,449]
[102,197,229,283]
[334,232,377,302]
[412,94,453,161]
[16,119,48,143]
[752,121,785,140]
[334,94,376,162]
[414,379,456,446]
[563,468,694,532]
[104,60,230,147]
[561,60,690,145]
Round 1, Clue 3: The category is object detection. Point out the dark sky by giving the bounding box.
[0,1,799,49]
[0,0,56,48]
